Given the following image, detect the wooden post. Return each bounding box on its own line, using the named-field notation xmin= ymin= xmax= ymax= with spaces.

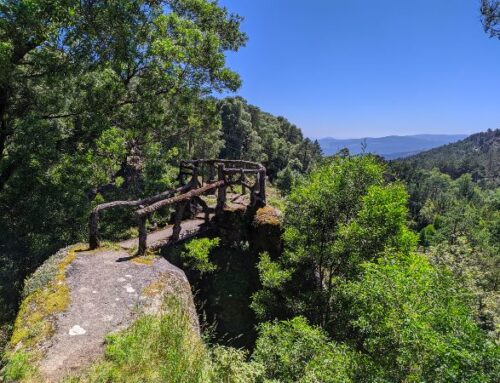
xmin=208 ymin=163 xmax=215 ymax=182
xmin=240 ymin=169 xmax=246 ymax=194
xmin=258 ymin=168 xmax=266 ymax=205
xmin=171 ymin=202 xmax=187 ymax=241
xmin=179 ymin=162 xmax=187 ymax=186
xmin=191 ymin=165 xmax=199 ymax=187
xmin=200 ymin=163 xmax=205 ymax=187
xmin=250 ymin=174 xmax=257 ymax=207
xmin=137 ymin=214 xmax=147 ymax=255
xmin=216 ymin=164 xmax=226 ymax=213
xmin=194 ymin=196 xmax=210 ymax=223
xmin=89 ymin=209 xmax=100 ymax=249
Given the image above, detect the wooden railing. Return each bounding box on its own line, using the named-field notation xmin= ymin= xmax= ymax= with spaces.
xmin=89 ymin=159 xmax=266 ymax=254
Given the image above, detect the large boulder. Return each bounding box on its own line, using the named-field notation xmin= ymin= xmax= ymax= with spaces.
xmin=2 ymin=244 xmax=198 ymax=382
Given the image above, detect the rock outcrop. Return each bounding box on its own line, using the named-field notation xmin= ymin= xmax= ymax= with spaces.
xmin=3 ymin=244 xmax=198 ymax=382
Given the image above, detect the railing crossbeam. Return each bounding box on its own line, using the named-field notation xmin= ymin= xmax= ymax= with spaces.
xmin=88 ymin=159 xmax=266 ymax=255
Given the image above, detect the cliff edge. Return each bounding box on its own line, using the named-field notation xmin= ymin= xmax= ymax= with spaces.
xmin=2 ymin=244 xmax=198 ymax=382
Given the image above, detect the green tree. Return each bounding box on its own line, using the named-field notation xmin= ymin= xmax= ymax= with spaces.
xmin=252 ymin=156 xmax=417 ymax=333
xmin=218 ymin=97 xmax=321 ymax=180
xmin=0 ymin=0 xmax=246 ymax=332
xmin=252 ymin=316 xmax=331 ymax=382
xmin=219 ymin=97 xmax=263 ymax=161
xmin=251 ymin=317 xmax=369 ymax=383
xmin=346 ymin=252 xmax=499 ymax=382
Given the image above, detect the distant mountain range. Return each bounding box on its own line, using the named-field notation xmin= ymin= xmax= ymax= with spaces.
xmin=318 ymin=134 xmax=469 ymax=159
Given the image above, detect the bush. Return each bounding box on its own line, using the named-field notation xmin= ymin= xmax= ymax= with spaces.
xmin=252 ymin=317 xmax=329 ymax=382
xmin=180 ymin=237 xmax=220 ymax=273
xmin=68 ymin=298 xmax=259 ymax=383
xmin=345 ymin=253 xmax=499 ymax=382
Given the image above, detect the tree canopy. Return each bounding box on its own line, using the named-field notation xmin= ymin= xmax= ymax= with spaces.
xmin=0 ymin=0 xmax=248 ymax=335
xmin=482 ymin=0 xmax=500 ymax=38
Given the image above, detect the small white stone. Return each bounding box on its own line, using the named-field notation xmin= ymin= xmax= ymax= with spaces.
xmin=117 ymin=277 xmax=126 ymax=282
xmin=92 ymin=290 xmax=98 ymax=294
xmin=125 ymin=274 xmax=133 ymax=279
xmin=124 ymin=284 xmax=135 ymax=293
xmin=115 ymin=298 xmax=120 ymax=301
xmin=69 ymin=325 xmax=86 ymax=336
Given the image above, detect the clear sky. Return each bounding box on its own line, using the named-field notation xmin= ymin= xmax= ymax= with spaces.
xmin=218 ymin=0 xmax=500 ymax=139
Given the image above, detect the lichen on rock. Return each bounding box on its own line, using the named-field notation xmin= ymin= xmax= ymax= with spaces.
xmin=2 ymin=244 xmax=87 ymax=382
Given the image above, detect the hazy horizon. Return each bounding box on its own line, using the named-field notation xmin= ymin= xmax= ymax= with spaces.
xmin=309 ymin=132 xmax=471 ymax=140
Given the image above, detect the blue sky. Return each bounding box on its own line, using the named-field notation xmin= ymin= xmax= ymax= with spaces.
xmin=218 ymin=0 xmax=500 ymax=139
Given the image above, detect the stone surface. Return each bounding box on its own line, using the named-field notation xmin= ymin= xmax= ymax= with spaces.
xmin=119 ymin=215 xmax=212 ymax=250
xmin=37 ymin=247 xmax=198 ymax=382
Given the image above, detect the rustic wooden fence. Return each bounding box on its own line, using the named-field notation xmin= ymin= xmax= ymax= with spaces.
xmin=89 ymin=159 xmax=266 ymax=254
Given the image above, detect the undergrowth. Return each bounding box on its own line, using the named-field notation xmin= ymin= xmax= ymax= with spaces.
xmin=64 ymin=297 xmax=262 ymax=383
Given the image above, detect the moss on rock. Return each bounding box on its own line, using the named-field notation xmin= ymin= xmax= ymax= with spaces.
xmin=253 ymin=206 xmax=281 ymax=227
xmin=2 ymin=244 xmax=87 ymax=381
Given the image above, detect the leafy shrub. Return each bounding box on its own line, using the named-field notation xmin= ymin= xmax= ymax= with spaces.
xmin=252 ymin=317 xmax=330 ymax=382
xmin=180 ymin=237 xmax=220 ymax=273
xmin=345 ymin=253 xmax=499 ymax=382
xmin=68 ymin=298 xmax=260 ymax=383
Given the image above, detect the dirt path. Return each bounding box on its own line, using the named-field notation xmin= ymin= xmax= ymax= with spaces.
xmin=38 ymin=248 xmax=196 ymax=382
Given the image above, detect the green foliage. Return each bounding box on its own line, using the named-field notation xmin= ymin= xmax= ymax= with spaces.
xmin=210 ymin=346 xmax=262 ymax=383
xmin=0 ymin=0 xmax=247 ymax=338
xmin=346 ymin=252 xmax=499 ymax=382
xmin=180 ymin=237 xmax=220 ymax=273
xmin=299 ymin=343 xmax=363 ymax=383
xmin=1 ymin=351 xmax=33 ymax=382
xmin=252 ymin=317 xmax=366 ymax=383
xmin=219 ymin=97 xmax=322 ymax=183
xmin=67 ymin=298 xmax=259 ymax=383
xmin=252 ymin=317 xmax=330 ymax=382
xmin=251 ymin=254 xmax=499 ymax=382
xmin=390 ymin=146 xmax=500 ymax=341
xmin=275 ymin=159 xmax=304 ymax=194
xmin=253 ymin=155 xmax=413 ymax=332
xmin=251 ymin=153 xmax=499 ymax=382
xmin=429 ymin=237 xmax=500 ymax=341
xmin=393 ymin=129 xmax=499 ymax=188
xmin=257 ymin=252 xmax=291 ymax=289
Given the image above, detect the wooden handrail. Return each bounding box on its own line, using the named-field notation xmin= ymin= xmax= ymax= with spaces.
xmin=89 ymin=184 xmax=192 ymax=249
xmin=88 ymin=158 xmax=266 ymax=254
xmin=136 ymin=181 xmax=224 ymax=217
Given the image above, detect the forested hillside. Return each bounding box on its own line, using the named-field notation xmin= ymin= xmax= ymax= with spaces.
xmin=393 ymin=129 xmax=500 ymax=187
xmin=388 ymin=129 xmax=500 ymax=343
xmin=220 ymin=97 xmax=322 ymax=180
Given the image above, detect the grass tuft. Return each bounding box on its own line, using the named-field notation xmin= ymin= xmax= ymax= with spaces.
xmin=66 ymin=298 xmax=210 ymax=383
xmin=64 ymin=297 xmax=262 ymax=383
xmin=131 ymin=254 xmax=158 ymax=265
